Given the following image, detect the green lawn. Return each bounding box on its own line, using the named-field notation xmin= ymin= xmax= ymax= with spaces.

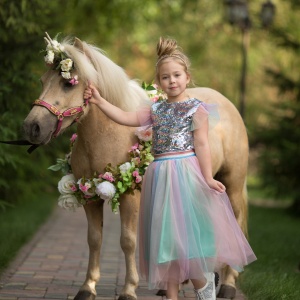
xmin=239 ymin=205 xmax=300 ymax=300
xmin=0 ymin=193 xmax=56 ymax=274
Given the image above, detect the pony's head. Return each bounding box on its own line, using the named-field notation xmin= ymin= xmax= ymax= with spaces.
xmin=23 ymin=33 xmax=147 ymax=145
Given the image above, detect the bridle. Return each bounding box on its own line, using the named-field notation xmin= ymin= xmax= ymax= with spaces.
xmin=33 ymin=98 xmax=89 ymax=138
xmin=0 ymin=97 xmax=89 ymax=154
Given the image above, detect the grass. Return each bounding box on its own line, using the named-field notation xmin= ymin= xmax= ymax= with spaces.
xmin=239 ymin=205 xmax=300 ymax=300
xmin=0 ymin=192 xmax=56 ymax=274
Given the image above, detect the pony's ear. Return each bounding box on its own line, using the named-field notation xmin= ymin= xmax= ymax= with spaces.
xmin=74 ymin=37 xmax=85 ymax=53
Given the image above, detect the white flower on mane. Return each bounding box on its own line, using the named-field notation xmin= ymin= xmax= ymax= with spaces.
xmin=95 ymin=181 xmax=116 ymax=201
xmin=60 ymin=58 xmax=73 ymax=72
xmin=46 ymin=39 xmax=64 ymax=53
xmin=45 ymin=50 xmax=55 ymax=64
xmin=61 ymin=72 xmax=71 ymax=79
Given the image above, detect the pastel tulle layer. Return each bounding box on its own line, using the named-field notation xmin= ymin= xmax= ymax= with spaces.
xmin=138 ymin=152 xmax=256 ymax=290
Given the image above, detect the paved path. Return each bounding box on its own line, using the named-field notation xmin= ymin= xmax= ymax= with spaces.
xmin=0 ymin=204 xmax=246 ymax=300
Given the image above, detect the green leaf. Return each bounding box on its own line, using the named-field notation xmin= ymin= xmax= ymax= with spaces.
xmin=48 ymin=164 xmax=62 ymax=172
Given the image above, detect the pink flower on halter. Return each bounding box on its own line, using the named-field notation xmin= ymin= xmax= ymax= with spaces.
xmin=70 ymin=133 xmax=77 ymax=143
xmin=69 ymin=75 xmax=79 ymax=86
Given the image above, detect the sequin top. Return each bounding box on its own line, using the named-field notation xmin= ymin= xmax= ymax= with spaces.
xmin=151 ymin=98 xmax=203 ymax=155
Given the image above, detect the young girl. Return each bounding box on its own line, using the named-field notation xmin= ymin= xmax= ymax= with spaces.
xmin=83 ymin=37 xmax=256 ymax=300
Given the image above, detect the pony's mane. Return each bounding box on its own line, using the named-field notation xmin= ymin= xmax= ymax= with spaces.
xmin=62 ymin=38 xmax=148 ymax=111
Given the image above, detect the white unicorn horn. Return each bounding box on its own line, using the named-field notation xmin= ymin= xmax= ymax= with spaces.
xmin=44 ymin=32 xmax=54 ymax=46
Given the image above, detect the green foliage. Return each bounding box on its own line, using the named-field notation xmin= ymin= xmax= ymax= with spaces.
xmin=0 ymin=0 xmax=71 ymax=208
xmin=254 ymin=3 xmax=300 ymax=212
xmin=0 ymin=191 xmax=56 ymax=273
xmin=239 ymin=205 xmax=300 ymax=299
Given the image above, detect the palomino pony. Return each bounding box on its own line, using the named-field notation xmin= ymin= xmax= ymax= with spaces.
xmin=23 ymin=36 xmax=249 ymax=300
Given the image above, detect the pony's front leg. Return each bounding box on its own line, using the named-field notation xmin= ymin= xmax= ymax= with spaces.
xmin=74 ymin=202 xmax=104 ymax=300
xmin=118 ymin=193 xmax=140 ymax=300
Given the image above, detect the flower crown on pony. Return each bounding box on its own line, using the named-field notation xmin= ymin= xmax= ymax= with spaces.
xmin=43 ymin=32 xmax=78 ymax=86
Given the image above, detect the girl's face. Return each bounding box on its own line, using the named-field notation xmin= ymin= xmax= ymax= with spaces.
xmin=158 ymin=59 xmax=190 ymax=102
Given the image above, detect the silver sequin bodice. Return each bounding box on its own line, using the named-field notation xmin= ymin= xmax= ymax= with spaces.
xmin=151 ymin=98 xmax=202 ymax=155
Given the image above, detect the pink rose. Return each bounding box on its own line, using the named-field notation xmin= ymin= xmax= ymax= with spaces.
xmin=132 ymin=170 xmax=139 ymax=177
xmin=135 ymin=127 xmax=152 ymax=142
xmin=129 ymin=143 xmax=139 ymax=152
xmin=150 ymin=95 xmax=159 ymax=102
xmin=101 ymin=172 xmax=115 ymax=182
xmin=135 ymin=175 xmax=142 ymax=183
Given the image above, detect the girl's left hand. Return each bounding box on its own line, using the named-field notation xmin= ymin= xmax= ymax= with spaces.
xmin=206 ymin=178 xmax=226 ymax=193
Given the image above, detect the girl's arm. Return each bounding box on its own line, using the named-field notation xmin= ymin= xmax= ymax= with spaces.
xmin=83 ymin=84 xmax=141 ymax=127
xmin=193 ymin=118 xmax=226 ymax=193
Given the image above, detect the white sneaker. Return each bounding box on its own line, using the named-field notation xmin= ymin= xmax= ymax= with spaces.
xmin=194 ymin=272 xmax=216 ymax=300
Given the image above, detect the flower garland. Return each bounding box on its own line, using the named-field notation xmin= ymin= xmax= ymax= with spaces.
xmin=49 ymin=83 xmax=166 ymax=213
xmin=43 ymin=32 xmax=78 ymax=85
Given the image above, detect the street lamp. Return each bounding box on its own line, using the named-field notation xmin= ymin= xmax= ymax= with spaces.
xmin=224 ymin=0 xmax=276 ymax=119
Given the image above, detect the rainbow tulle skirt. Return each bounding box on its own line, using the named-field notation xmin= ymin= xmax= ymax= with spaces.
xmin=138 ymin=150 xmax=256 ymax=290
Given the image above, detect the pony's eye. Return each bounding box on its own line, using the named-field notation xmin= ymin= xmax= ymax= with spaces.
xmin=64 ymin=81 xmax=73 ymax=88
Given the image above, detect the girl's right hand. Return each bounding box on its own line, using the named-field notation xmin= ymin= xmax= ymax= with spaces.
xmin=83 ymin=83 xmax=103 ymax=105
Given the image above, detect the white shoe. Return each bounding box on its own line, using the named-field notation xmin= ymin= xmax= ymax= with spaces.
xmin=194 ymin=272 xmax=216 ymax=300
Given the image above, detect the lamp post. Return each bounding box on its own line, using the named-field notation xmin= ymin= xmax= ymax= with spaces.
xmin=224 ymin=0 xmax=276 ymax=119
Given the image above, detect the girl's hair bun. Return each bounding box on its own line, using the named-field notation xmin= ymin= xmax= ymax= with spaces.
xmin=155 ymin=36 xmax=192 ymax=84
xmin=156 ymin=37 xmax=178 ymax=58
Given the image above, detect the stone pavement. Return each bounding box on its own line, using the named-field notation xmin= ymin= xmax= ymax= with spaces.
xmin=0 ymin=203 xmax=246 ymax=300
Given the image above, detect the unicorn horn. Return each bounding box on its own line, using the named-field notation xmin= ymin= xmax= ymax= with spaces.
xmin=44 ymin=32 xmax=55 ymax=46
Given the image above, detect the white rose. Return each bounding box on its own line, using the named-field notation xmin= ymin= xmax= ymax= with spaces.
xmin=60 ymin=58 xmax=73 ymax=71
xmin=61 ymin=71 xmax=71 ymax=79
xmin=44 ymin=50 xmax=54 ymax=64
xmin=95 ymin=181 xmax=116 ymax=201
xmin=119 ymin=162 xmax=132 ymax=174
xmin=58 ymin=174 xmax=77 ymax=194
xmin=58 ymin=194 xmax=81 ymax=211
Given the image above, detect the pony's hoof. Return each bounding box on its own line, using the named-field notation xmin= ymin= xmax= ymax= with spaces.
xmin=118 ymin=294 xmax=136 ymax=300
xmin=156 ymin=289 xmax=166 ymax=296
xmin=74 ymin=290 xmax=96 ymax=300
xmin=217 ymin=284 xmax=236 ymax=299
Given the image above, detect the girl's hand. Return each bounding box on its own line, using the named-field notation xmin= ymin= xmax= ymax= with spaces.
xmin=206 ymin=178 xmax=226 ymax=193
xmin=83 ymin=83 xmax=103 ymax=105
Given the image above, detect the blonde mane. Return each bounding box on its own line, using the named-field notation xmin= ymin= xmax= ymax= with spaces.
xmin=62 ymin=38 xmax=148 ymax=111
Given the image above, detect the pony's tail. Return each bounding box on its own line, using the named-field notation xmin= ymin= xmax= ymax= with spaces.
xmin=241 ymin=179 xmax=249 ymax=238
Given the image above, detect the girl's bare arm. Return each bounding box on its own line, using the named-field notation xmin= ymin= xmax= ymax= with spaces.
xmin=84 ymin=84 xmax=141 ymax=127
xmin=193 ymin=119 xmax=226 ymax=193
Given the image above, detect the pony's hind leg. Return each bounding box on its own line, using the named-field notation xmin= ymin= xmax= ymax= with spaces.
xmin=74 ymin=202 xmax=104 ymax=300
xmin=118 ymin=193 xmax=140 ymax=300
xmin=216 ymin=172 xmax=248 ymax=299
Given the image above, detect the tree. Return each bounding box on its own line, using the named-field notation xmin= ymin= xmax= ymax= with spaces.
xmin=256 ymin=1 xmax=300 ymax=213
xmin=0 ymin=0 xmax=71 ymax=208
